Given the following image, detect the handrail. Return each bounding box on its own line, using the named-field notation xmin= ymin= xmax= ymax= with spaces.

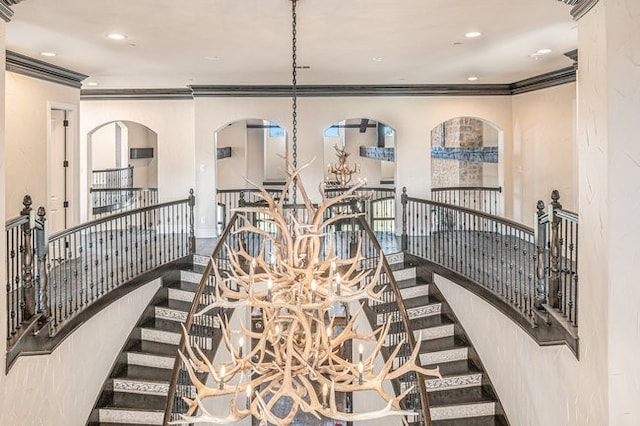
xmin=89 ymin=187 xmax=158 ymax=193
xmin=355 ymin=210 xmax=432 ymax=425
xmin=163 ymin=212 xmax=239 ymax=425
xmin=408 ymin=195 xmax=533 ymax=234
xmin=91 ymin=165 xmax=134 ymax=173
xmin=432 ymin=185 xmax=502 ymax=192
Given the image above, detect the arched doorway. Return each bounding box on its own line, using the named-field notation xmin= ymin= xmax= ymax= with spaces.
xmin=430 ymin=117 xmax=503 ymax=215
xmin=86 ymin=121 xmax=159 ymax=219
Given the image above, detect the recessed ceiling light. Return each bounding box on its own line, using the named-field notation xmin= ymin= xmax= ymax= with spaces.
xmin=205 ymin=55 xmax=220 ymax=61
xmin=372 ymin=57 xmax=384 ymax=62
xmin=40 ymin=52 xmax=56 ymax=57
xmin=536 ymin=48 xmax=552 ymax=54
xmin=467 ymin=76 xmax=479 ymax=81
xmin=107 ymin=33 xmax=127 ymax=40
xmin=465 ymin=31 xmax=482 ymax=38
xmin=86 ymin=82 xmax=99 ymax=87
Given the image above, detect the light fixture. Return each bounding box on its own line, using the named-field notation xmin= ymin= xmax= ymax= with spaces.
xmin=173 ymin=1 xmax=441 ymax=424
xmin=205 ymin=55 xmax=220 ymax=61
xmin=40 ymin=52 xmax=56 ymax=57
xmin=85 ymin=82 xmax=99 ymax=87
xmin=467 ymin=76 xmax=479 ymax=82
xmin=465 ymin=31 xmax=482 ymax=38
xmin=536 ymin=48 xmax=552 ymax=54
xmin=326 ymin=145 xmax=360 ymax=187
xmin=372 ymin=56 xmax=384 ymax=62
xmin=107 ymin=33 xmax=127 ymax=40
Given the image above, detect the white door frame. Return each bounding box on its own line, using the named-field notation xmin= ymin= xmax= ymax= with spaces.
xmin=47 ymin=101 xmax=79 ymax=229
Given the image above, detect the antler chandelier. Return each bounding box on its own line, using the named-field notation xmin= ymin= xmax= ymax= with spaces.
xmin=176 ymin=170 xmax=438 ymax=425
xmin=173 ymin=1 xmax=439 ymax=424
xmin=327 ymin=145 xmax=361 ymax=187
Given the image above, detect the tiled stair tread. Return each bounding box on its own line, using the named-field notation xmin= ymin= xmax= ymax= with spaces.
xmin=113 ymin=364 xmax=173 ymax=382
xmin=164 ymin=278 xmax=199 ymax=293
xmin=156 ymin=297 xmax=195 ymax=312
xmin=420 ymin=335 xmax=469 ymax=354
xmin=102 ymin=391 xmax=167 ymax=411
xmin=428 ymin=385 xmax=498 ymax=407
xmin=95 ymin=407 xmax=164 ymax=425
xmin=431 ymin=414 xmax=509 ymax=426
xmin=139 ymin=316 xmax=216 ymax=336
xmin=128 ymin=338 xmax=180 ymax=357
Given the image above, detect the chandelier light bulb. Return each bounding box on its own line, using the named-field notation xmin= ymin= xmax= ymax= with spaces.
xmin=359 ymin=343 xmax=364 ymax=363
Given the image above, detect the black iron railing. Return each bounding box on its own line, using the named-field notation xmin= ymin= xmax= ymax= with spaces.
xmin=402 ymin=187 xmax=579 ymax=329
xmin=92 ymin=165 xmax=134 ymax=190
xmin=164 ymin=204 xmax=431 ymax=425
xmin=431 ymin=186 xmax=502 ymax=216
xmin=4 ymin=190 xmax=196 ymax=344
xmin=90 ymin=187 xmax=158 ymax=217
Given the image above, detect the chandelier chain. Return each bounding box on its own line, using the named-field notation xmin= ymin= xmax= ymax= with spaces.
xmin=291 ymin=0 xmax=298 ymax=205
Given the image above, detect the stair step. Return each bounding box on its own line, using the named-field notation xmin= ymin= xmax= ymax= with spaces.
xmin=425 ymin=360 xmax=484 ymax=392
xmin=180 ymin=269 xmax=204 ymax=284
xmin=193 ymin=254 xmax=210 ymax=266
xmin=126 ymin=351 xmax=175 ymax=370
xmin=431 ymin=414 xmax=509 ymax=426
xmin=140 ymin=327 xmax=181 ymax=345
xmin=95 ymin=407 xmax=164 ymax=425
xmin=430 ymin=401 xmax=497 ymax=421
xmin=116 ymin=364 xmax=173 ymax=382
xmin=421 ymin=345 xmax=469 ymax=365
xmin=110 ymin=377 xmax=169 ymax=396
xmin=108 ymin=390 xmax=167 ymax=411
xmin=428 ymin=385 xmax=497 ymax=408
xmin=385 ymin=252 xmax=404 ymax=265
xmin=167 ymin=287 xmax=196 ymax=303
xmin=376 ymin=302 xmax=442 ymax=326
xmin=392 ymin=266 xmax=415 ymax=281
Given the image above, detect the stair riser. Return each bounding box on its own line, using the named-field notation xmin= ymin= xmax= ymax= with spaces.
xmin=111 ymin=378 xmax=169 ymax=396
xmin=127 ymin=352 xmax=175 ymax=370
xmin=180 ymin=269 xmax=203 ymax=284
xmin=385 ymin=252 xmax=404 ymax=265
xmin=426 ymin=373 xmax=483 ymax=392
xmin=392 ymin=267 xmax=415 ymax=281
xmin=376 ymin=302 xmax=441 ymax=326
xmin=420 ymin=347 xmax=468 ymax=365
xmin=97 ymin=408 xmax=164 ymax=425
xmin=167 ymin=287 xmax=196 ymax=303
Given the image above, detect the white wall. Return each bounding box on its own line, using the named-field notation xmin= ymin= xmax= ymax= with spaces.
xmin=4 ymin=72 xmax=80 ymax=220
xmin=0 ymin=21 xmax=7 ymax=414
xmin=126 ymin=121 xmax=158 ymax=188
xmin=91 ymin=122 xmax=118 ymax=171
xmin=579 ymin=2 xmax=640 ymax=425
xmin=80 ymin=99 xmax=195 ymax=222
xmin=512 ymin=83 xmax=577 ymax=224
xmin=0 ymin=279 xmax=161 ymax=426
xmin=216 ymin=120 xmax=248 ymax=189
xmin=190 ymin=95 xmax=515 ymax=237
xmin=434 ymin=274 xmax=604 ymax=426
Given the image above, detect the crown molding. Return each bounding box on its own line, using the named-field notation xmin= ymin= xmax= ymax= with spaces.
xmin=6 ymin=50 xmax=88 ymax=88
xmin=80 ymin=88 xmax=194 ymax=100
xmin=571 ymin=0 xmax=599 ymax=20
xmin=509 ymin=66 xmax=576 ymax=95
xmin=79 ymin=66 xmax=576 ymax=100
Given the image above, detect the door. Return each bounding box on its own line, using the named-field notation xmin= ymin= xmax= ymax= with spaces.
xmin=49 ymin=109 xmax=69 ymax=233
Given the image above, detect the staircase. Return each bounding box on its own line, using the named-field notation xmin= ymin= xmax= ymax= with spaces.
xmin=372 ymin=252 xmax=509 ymax=426
xmin=87 ymin=255 xmax=210 ymax=426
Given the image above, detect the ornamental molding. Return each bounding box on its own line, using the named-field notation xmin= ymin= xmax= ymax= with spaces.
xmin=6 ymin=50 xmax=87 ymax=88
xmin=571 ymin=0 xmax=599 ymax=20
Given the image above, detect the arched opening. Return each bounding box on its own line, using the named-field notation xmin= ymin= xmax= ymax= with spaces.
xmin=430 ymin=117 xmax=503 ymax=215
xmin=86 ymin=121 xmax=158 ymax=219
xmin=323 ymin=118 xmax=397 ymax=236
xmin=214 ymin=119 xmax=288 ymax=234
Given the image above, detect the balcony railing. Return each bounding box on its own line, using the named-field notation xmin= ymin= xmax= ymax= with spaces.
xmin=90 ymin=187 xmax=158 ymax=218
xmin=431 ymin=186 xmax=502 ymax=216
xmin=4 ymin=190 xmax=196 ymax=356
xmin=91 ymin=165 xmax=134 ymax=190
xmin=401 ymin=187 xmax=579 ymax=353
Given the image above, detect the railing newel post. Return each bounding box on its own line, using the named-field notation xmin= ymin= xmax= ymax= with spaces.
xmin=549 ymin=190 xmax=562 ymax=310
xmin=20 ymin=195 xmax=37 ymax=322
xmin=401 ymin=187 xmax=408 ymax=251
xmin=188 ymin=188 xmax=196 ymax=254
xmin=35 ymin=206 xmax=50 ymax=325
xmin=534 ymin=200 xmax=547 ymax=310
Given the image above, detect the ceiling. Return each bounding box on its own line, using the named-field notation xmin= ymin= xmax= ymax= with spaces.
xmin=5 ymin=0 xmax=577 ymax=90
